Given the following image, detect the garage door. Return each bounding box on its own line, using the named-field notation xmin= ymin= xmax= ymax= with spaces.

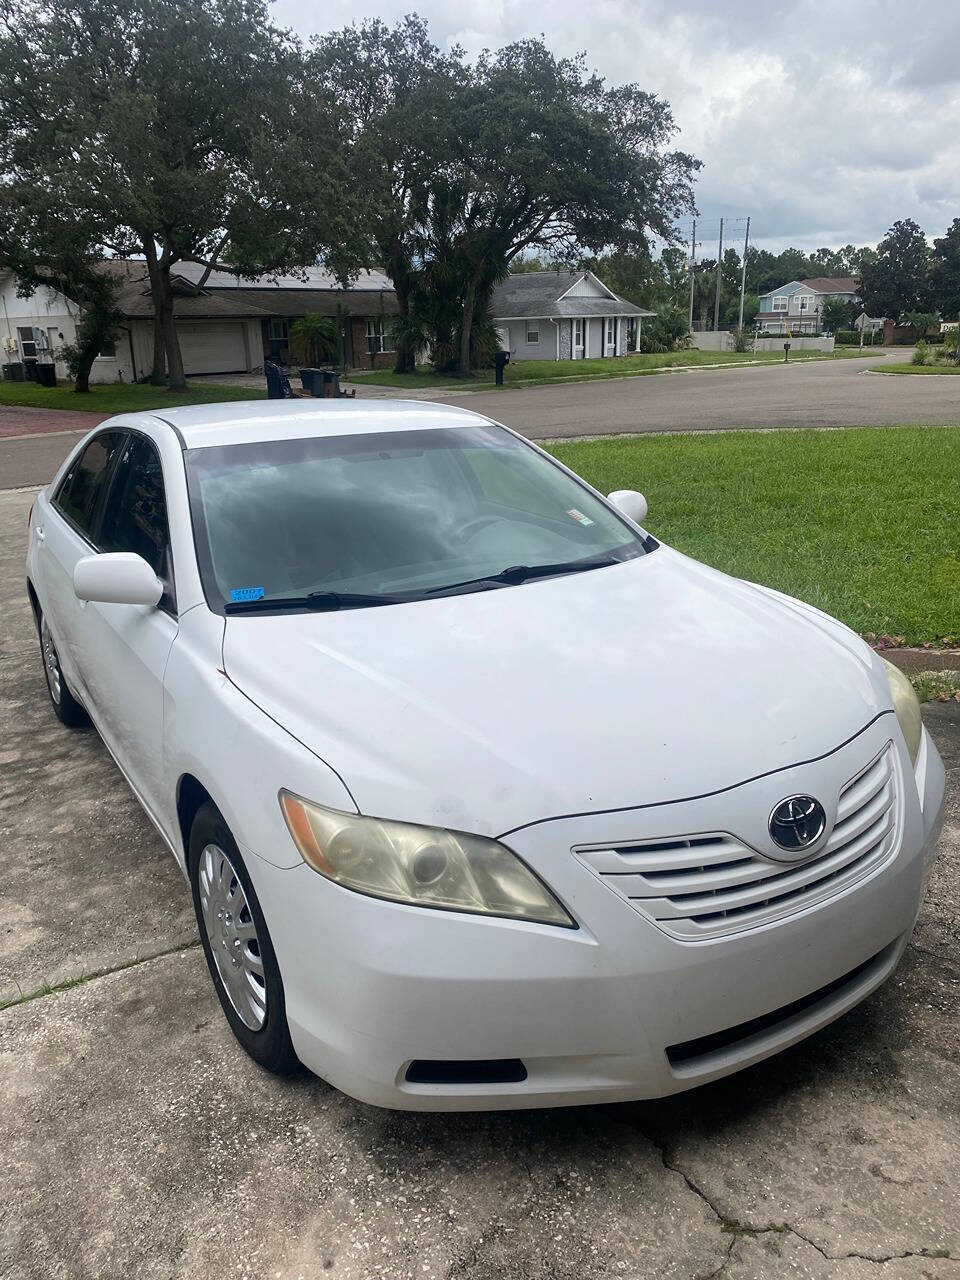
xmin=176 ymin=322 xmax=247 ymax=375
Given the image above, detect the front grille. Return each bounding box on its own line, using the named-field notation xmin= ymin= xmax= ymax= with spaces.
xmin=576 ymin=743 xmax=899 ymax=940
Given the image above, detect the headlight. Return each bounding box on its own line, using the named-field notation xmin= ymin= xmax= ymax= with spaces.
xmin=279 ymin=791 xmax=575 ymax=927
xmin=882 ymin=657 xmax=922 ymax=766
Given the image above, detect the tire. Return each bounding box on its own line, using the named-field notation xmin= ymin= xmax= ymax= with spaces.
xmin=188 ymin=801 xmax=299 ymax=1074
xmin=38 ymin=610 xmax=89 ymax=728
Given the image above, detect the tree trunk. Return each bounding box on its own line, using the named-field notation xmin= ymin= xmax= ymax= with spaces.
xmin=458 ymin=275 xmax=478 ymax=378
xmin=73 ymin=338 xmax=100 ymax=393
xmin=143 ymin=242 xmax=186 ymax=389
xmin=393 ymin=283 xmax=415 ymax=375
xmin=156 ymin=274 xmax=186 ymax=391
xmin=148 ymin=315 xmax=167 ymax=384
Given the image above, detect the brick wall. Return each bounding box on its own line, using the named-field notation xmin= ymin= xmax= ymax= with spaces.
xmin=349 ymin=318 xmax=396 ymax=370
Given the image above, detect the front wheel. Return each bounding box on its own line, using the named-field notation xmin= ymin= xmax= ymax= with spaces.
xmin=189 ymin=802 xmax=299 ymax=1074
xmin=38 ymin=611 xmax=88 ymax=727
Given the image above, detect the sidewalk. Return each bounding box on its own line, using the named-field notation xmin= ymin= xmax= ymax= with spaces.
xmin=0 ymin=403 xmax=109 ymax=438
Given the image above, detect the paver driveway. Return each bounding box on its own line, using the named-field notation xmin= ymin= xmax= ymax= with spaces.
xmin=1 ymin=483 xmax=958 ymax=1279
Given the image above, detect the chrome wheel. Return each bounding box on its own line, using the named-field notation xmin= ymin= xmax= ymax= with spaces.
xmin=41 ymin=617 xmax=62 ymax=705
xmin=198 ymin=844 xmax=267 ymax=1031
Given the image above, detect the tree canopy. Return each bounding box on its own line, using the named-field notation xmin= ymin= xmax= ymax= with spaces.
xmin=858 ymin=220 xmax=933 ymax=321
xmin=313 ymin=19 xmax=700 ymax=374
xmin=0 ymin=0 xmax=370 ymax=388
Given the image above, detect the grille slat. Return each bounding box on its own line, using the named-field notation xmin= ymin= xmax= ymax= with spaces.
xmin=576 ymin=743 xmax=899 ymax=941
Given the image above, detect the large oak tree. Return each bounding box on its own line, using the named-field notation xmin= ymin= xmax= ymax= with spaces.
xmin=0 ymin=0 xmax=368 ymax=389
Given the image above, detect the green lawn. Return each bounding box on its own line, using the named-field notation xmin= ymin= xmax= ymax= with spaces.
xmin=870 ymin=363 xmax=960 ymax=375
xmin=546 ymin=426 xmax=960 ymax=646
xmin=0 ymin=380 xmax=262 ymax=413
xmin=345 ymin=348 xmax=867 ymax=390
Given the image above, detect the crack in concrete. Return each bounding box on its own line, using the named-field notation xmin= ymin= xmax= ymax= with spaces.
xmin=638 ymin=1126 xmax=952 ymax=1271
xmin=0 ymin=938 xmax=200 ymax=1013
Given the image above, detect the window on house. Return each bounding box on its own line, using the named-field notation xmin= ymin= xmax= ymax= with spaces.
xmin=366 ymin=318 xmax=395 ymax=354
xmin=573 ymin=318 xmax=583 ymax=348
xmin=17 ymin=326 xmax=36 ymax=358
xmin=771 ymin=297 xmax=788 ymax=313
xmin=98 ymin=338 xmax=117 ymax=358
xmin=605 ymin=317 xmax=616 ymax=347
xmin=268 ymin=319 xmax=288 ymax=341
xmin=525 ymin=322 xmax=540 ymax=344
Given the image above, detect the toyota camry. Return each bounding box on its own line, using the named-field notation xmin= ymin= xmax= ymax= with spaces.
xmin=25 ymin=400 xmax=945 ymax=1110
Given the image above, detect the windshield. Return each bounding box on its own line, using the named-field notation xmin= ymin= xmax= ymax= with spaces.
xmin=184 ymin=423 xmax=649 ymax=612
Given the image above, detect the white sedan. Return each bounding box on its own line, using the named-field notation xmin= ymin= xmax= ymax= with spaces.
xmin=26 ymin=401 xmax=945 ymax=1110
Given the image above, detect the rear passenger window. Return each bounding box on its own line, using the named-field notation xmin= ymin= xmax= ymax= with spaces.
xmin=55 ymin=432 xmax=125 ymax=537
xmin=99 ymin=437 xmax=172 ymax=585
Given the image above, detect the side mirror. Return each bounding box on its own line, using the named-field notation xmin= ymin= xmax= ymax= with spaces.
xmin=74 ymin=552 xmax=163 ymax=607
xmin=608 ymin=489 xmax=648 ymax=525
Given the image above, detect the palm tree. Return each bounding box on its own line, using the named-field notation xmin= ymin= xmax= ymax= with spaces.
xmin=289 ymin=313 xmax=339 ymax=366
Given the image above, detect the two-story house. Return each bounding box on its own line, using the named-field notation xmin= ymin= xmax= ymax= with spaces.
xmin=755 ymin=278 xmax=859 ymax=334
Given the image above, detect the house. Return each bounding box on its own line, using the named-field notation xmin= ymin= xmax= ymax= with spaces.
xmin=755 ymin=278 xmax=860 ymax=334
xmin=490 ymin=270 xmax=654 ymax=360
xmin=0 ymin=261 xmax=399 ymax=384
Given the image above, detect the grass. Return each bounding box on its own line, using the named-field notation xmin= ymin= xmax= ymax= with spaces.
xmin=545 ymin=426 xmax=960 ymax=646
xmin=911 ymin=671 xmax=960 ymax=703
xmin=345 ymin=348 xmax=868 ymax=390
xmin=870 ymin=363 xmax=960 ymax=375
xmin=0 ymin=379 xmax=262 ymax=413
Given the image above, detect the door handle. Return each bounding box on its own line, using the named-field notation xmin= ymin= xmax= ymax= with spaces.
xmin=35 ymin=525 xmax=45 ymax=543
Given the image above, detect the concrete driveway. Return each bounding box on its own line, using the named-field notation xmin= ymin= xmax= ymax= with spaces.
xmin=1 ymin=483 xmax=959 ymax=1279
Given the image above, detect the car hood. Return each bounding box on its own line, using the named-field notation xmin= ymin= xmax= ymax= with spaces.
xmin=222 ymin=547 xmax=890 ymax=837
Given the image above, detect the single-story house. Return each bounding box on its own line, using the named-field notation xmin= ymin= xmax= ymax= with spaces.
xmin=0 ymin=261 xmax=400 ymax=383
xmin=490 ymin=270 xmax=654 ymax=360
xmin=755 ymin=277 xmax=859 ymax=334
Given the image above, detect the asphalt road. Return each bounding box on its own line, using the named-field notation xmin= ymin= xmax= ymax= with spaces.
xmin=434 ymin=352 xmax=960 ymax=440
xmin=2 ymin=354 xmax=959 ymax=490
xmin=1 ymin=484 xmax=959 ymax=1279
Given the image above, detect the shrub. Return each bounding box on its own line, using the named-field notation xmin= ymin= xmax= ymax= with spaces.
xmin=911 ymin=340 xmax=929 ymax=366
xmin=730 ymin=325 xmax=749 ymax=353
xmin=638 ymin=305 xmax=688 ymax=353
xmin=289 ymin=313 xmax=339 ymax=366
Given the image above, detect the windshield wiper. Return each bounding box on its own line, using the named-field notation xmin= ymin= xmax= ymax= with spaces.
xmin=423 ymin=555 xmax=622 ymax=597
xmin=225 ymin=590 xmax=410 ymax=614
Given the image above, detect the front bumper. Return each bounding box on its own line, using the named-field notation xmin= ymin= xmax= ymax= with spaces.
xmin=246 ymin=716 xmax=945 ymax=1110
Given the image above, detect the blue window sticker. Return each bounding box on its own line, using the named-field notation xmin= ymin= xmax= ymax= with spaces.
xmin=230 ymin=586 xmax=265 ymax=603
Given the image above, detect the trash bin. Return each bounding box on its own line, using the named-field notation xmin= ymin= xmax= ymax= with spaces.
xmin=36 ymin=363 xmax=56 ymax=387
xmin=5 ymin=361 xmax=24 ymax=381
xmin=327 ymin=371 xmax=342 ymax=398
xmin=299 ymin=368 xmax=323 ymax=396
xmin=494 ymin=349 xmax=510 ymax=386
xmin=23 ymin=359 xmax=38 ymax=381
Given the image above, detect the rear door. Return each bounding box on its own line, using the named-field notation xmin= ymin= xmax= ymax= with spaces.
xmin=39 ymin=430 xmax=127 ymax=698
xmin=75 ymin=433 xmax=179 ymax=820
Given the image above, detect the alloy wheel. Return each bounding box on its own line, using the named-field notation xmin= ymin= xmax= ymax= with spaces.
xmin=41 ymin=617 xmax=62 ymax=705
xmin=198 ymin=844 xmax=267 ymax=1030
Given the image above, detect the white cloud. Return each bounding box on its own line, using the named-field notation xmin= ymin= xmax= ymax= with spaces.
xmin=274 ymin=0 xmax=960 ymax=253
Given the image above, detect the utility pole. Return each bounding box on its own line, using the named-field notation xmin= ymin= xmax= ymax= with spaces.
xmin=737 ymin=216 xmax=750 ymax=330
xmin=713 ymin=218 xmax=724 ymax=332
xmin=687 ymin=218 xmax=696 ymax=334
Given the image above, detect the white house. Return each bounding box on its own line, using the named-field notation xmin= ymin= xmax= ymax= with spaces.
xmin=490 ymin=270 xmax=654 ymax=361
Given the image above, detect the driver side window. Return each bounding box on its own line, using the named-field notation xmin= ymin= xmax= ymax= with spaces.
xmin=99 ymin=436 xmax=175 ymax=610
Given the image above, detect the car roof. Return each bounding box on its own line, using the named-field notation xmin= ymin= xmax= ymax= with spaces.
xmin=141 ymin=398 xmax=494 ymax=449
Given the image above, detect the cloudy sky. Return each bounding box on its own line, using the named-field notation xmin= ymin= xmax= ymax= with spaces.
xmin=274 ymin=0 xmax=959 ymax=256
